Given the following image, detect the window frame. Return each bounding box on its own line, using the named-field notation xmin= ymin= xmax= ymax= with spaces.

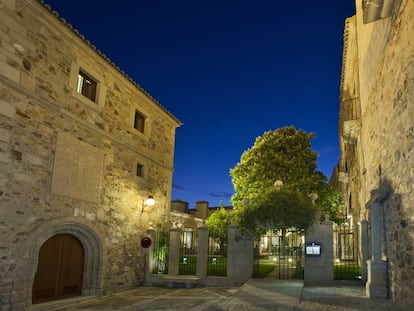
xmin=136 ymin=162 xmax=145 ymax=178
xmin=134 ymin=110 xmax=146 ymax=134
xmin=69 ymin=62 xmax=106 ymax=109
xmin=77 ymin=70 xmax=97 ymax=102
xmin=132 ymin=160 xmax=150 ymax=186
xmin=130 ymin=104 xmax=152 ymax=138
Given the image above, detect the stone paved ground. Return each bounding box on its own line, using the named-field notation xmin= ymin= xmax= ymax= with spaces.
xmin=29 ymin=280 xmax=410 ymax=311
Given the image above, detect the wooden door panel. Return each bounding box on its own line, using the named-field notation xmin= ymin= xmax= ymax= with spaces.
xmin=32 ymin=234 xmax=84 ymax=303
xmin=32 ymin=235 xmax=60 ymax=303
xmin=59 ymin=235 xmax=84 ymax=297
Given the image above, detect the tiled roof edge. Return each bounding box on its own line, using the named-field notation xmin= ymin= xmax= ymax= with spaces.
xmin=339 ymin=17 xmax=352 ymax=102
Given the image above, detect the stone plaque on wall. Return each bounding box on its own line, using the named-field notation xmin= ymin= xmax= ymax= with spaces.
xmin=51 ymin=132 xmax=103 ymax=203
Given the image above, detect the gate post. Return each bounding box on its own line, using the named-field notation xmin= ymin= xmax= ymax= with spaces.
xmin=196 ymin=226 xmax=208 ymax=277
xmin=168 ymin=228 xmax=181 ymax=275
xmin=227 ymin=225 xmax=254 ymax=286
xmin=146 ymin=229 xmax=156 ymax=274
xmin=366 ymin=202 xmax=388 ymax=298
xmin=304 ymin=218 xmax=334 ymax=285
xmin=359 ymin=220 xmax=369 ymax=282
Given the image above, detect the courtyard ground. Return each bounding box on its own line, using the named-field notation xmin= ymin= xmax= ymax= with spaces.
xmin=28 ymin=276 xmax=410 ymax=311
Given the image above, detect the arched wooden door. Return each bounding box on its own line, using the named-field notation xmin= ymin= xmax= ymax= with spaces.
xmin=32 ymin=234 xmax=84 ymax=304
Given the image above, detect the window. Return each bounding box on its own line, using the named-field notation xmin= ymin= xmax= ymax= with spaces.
xmin=136 ymin=163 xmax=144 ymax=177
xmin=134 ymin=110 xmax=146 ymax=133
xmin=70 ymin=62 xmax=106 ymax=109
xmin=183 ymin=230 xmax=193 ymax=249
xmin=77 ymin=70 xmax=97 ymax=102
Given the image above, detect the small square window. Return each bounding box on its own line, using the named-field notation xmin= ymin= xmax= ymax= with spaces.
xmin=134 ymin=110 xmax=146 ymax=133
xmin=77 ymin=70 xmax=97 ymax=102
xmin=136 ymin=163 xmax=144 ymax=177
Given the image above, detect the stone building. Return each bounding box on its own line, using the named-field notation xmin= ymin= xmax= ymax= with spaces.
xmin=0 ymin=0 xmax=180 ymax=309
xmin=169 ymin=200 xmax=233 ymax=252
xmin=336 ymin=0 xmax=413 ymax=302
xmin=171 ymin=200 xmax=233 ymax=223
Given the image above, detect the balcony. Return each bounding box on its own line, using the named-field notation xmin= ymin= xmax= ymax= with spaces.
xmin=338 ymin=172 xmax=349 ymax=184
xmin=363 ymin=0 xmax=396 ymax=23
xmin=342 ymin=119 xmax=361 ymax=144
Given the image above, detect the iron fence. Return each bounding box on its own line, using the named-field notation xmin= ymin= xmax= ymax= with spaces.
xmin=179 ymin=229 xmax=197 ymax=275
xmin=254 ymin=229 xmax=304 ymax=279
xmin=151 ymin=231 xmax=169 ymax=274
xmin=333 ymin=224 xmax=361 ymax=280
xmin=207 ymin=232 xmax=227 ymax=276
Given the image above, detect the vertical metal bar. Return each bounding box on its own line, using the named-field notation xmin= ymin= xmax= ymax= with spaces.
xmin=151 ymin=231 xmax=169 ymax=275
xmin=207 ymin=230 xmax=227 ymax=276
xmin=334 ymin=225 xmax=361 ymax=280
xmin=179 ymin=230 xmax=198 ymax=275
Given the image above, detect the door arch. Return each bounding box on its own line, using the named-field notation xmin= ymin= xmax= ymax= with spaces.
xmin=32 ymin=234 xmax=84 ymax=304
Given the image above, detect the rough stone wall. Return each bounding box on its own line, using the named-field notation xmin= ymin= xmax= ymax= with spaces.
xmin=338 ymin=0 xmax=414 ymax=302
xmin=0 ymin=0 xmax=180 ymax=309
xmin=338 ymin=15 xmax=365 ymax=224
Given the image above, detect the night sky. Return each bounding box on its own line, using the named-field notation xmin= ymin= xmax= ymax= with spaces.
xmin=43 ymin=0 xmax=356 ymax=208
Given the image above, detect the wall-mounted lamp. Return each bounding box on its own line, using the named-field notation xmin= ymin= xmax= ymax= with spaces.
xmin=141 ymin=195 xmax=155 ymax=213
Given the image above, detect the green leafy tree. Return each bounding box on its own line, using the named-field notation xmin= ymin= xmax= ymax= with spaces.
xmin=318 ymin=186 xmax=346 ymax=224
xmin=230 ymin=126 xmax=332 ymax=234
xmin=236 ymin=190 xmax=316 ymax=233
xmin=206 ymin=206 xmax=234 ymax=255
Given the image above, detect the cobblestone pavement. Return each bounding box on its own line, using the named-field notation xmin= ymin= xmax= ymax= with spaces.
xmin=31 ymin=279 xmax=410 ymax=311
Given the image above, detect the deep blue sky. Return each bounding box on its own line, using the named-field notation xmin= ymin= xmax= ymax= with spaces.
xmin=44 ymin=0 xmax=355 ymax=208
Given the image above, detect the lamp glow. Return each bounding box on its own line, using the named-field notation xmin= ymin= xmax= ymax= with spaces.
xmin=145 ymin=195 xmax=155 ymax=206
xmin=141 ymin=195 xmax=155 ymax=213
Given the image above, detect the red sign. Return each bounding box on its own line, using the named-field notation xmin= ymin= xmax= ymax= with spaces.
xmin=140 ymin=237 xmax=152 ymax=248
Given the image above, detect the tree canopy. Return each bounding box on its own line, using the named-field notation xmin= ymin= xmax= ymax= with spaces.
xmin=206 ymin=206 xmax=234 ymax=254
xmin=230 ymin=126 xmax=339 ymax=234
xmin=236 ymin=190 xmax=317 ymax=233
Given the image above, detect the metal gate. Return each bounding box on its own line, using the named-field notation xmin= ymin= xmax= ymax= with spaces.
xmin=254 ymin=229 xmax=304 ymax=279
xmin=179 ymin=229 xmax=197 ymax=275
xmin=151 ymin=231 xmax=169 ymax=274
xmin=333 ymin=224 xmax=361 ymax=280
xmin=207 ymin=231 xmax=227 ymax=276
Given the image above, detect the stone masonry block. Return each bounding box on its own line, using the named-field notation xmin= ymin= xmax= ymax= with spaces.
xmin=0 ymin=129 xmax=11 ymax=142
xmin=1 ymin=0 xmax=16 ymax=10
xmin=0 ymin=12 xmax=26 ymax=39
xmin=0 ymin=61 xmax=20 ymax=83
xmin=0 ymin=100 xmax=15 ymax=118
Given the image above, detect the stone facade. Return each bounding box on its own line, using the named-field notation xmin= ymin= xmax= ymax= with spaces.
xmin=337 ymin=0 xmax=414 ymax=302
xmin=0 ymin=0 xmax=180 ymax=309
xmin=170 ymin=200 xmax=233 ymax=226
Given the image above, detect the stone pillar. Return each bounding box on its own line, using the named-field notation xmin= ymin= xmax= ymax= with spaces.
xmin=227 ymin=225 xmax=254 ymax=286
xmin=146 ymin=229 xmax=156 ymax=274
xmin=371 ymin=203 xmax=382 ymax=261
xmin=168 ymin=228 xmax=181 ymax=275
xmin=195 ymin=201 xmax=209 ymax=220
xmin=196 ymin=226 xmax=208 ymax=277
xmin=359 ymin=220 xmax=369 ymax=282
xmin=304 ymin=219 xmax=334 ymax=285
xmin=366 ymin=202 xmax=388 ymax=298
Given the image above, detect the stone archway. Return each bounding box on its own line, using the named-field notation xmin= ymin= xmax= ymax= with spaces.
xmin=13 ymin=217 xmax=104 ymax=309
